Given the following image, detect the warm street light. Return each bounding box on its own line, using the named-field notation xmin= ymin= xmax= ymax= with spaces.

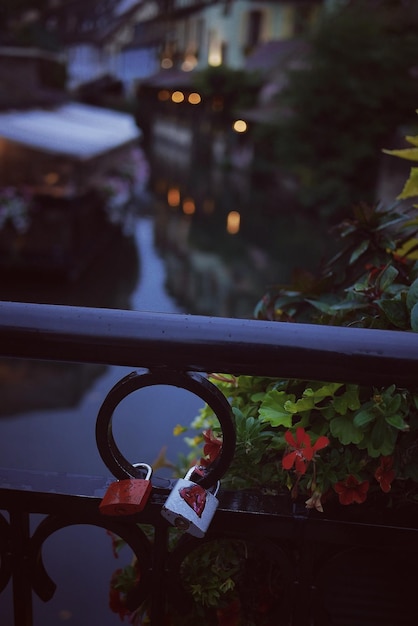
xmin=227 ymin=210 xmax=240 ymax=234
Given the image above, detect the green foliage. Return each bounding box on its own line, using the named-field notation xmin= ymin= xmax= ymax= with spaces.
xmin=255 ymin=201 xmax=418 ymax=330
xmin=259 ymin=2 xmax=418 ymax=218
xmin=176 ymin=181 xmax=418 ymax=510
xmin=181 ymin=539 xmax=242 ymax=609
xmin=384 ymin=113 xmax=418 ymax=203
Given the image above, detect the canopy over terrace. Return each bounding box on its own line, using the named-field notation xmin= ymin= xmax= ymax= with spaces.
xmin=0 ymin=102 xmax=142 ymax=195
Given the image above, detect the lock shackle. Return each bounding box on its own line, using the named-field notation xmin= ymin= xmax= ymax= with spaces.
xmin=133 ymin=462 xmax=152 ymax=481
xmin=184 ymin=467 xmax=220 ymax=497
xmin=96 ymin=369 xmax=236 ymax=490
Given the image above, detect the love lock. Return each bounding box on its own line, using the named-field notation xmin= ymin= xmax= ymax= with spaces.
xmin=161 ymin=467 xmax=220 ymax=538
xmin=99 ymin=463 xmax=153 ymax=516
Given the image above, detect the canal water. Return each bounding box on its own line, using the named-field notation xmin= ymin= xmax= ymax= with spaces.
xmin=0 ymin=216 xmax=206 ymax=626
xmin=0 ymin=150 xmax=332 ymax=624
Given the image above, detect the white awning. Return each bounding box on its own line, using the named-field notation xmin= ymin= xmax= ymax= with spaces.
xmin=0 ymin=102 xmax=141 ymax=160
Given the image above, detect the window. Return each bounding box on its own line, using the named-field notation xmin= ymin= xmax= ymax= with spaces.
xmin=247 ymin=10 xmax=263 ymax=49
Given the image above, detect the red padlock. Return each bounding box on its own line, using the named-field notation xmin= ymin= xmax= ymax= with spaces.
xmin=99 ymin=463 xmax=153 ymax=516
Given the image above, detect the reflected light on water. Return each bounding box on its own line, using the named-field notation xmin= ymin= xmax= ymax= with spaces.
xmin=233 ymin=119 xmax=248 ymax=133
xmin=183 ymin=197 xmax=196 ymax=215
xmin=182 ymin=54 xmax=198 ymax=72
xmin=188 ymin=92 xmax=201 ymax=105
xmin=171 ymin=91 xmax=185 ymax=103
xmin=44 ymin=171 xmax=59 ymax=185
xmin=167 ymin=186 xmax=180 ymax=207
xmin=158 ymin=89 xmax=170 ymax=101
xmin=227 ymin=210 xmax=241 ymax=234
xmin=208 ymin=41 xmax=222 ymax=67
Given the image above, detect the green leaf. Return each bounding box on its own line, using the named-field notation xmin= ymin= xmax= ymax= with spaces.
xmin=411 ymin=302 xmax=418 ymax=332
xmin=329 ymin=300 xmax=368 ymax=312
xmin=371 ymin=416 xmax=387 ymax=450
xmin=398 ymin=167 xmax=418 ymax=199
xmin=385 ymin=414 xmax=408 ymax=430
xmin=330 ymin=415 xmax=364 ymax=445
xmin=219 ymin=578 xmax=235 ymax=593
xmin=405 ymin=135 xmax=418 ymax=148
xmin=376 ymin=298 xmax=409 ymax=329
xmin=386 ymin=393 xmax=402 ymax=414
xmin=284 ymin=396 xmax=315 ymax=414
xmin=377 ymin=265 xmax=398 ymax=291
xmin=406 ymin=278 xmax=418 ymax=311
xmin=305 ymin=299 xmax=334 ymax=314
xmin=349 ymin=239 xmax=369 ymax=264
xmin=333 ymin=386 xmax=360 ymax=414
xmin=382 ymin=147 xmax=418 ymax=162
xmin=362 ymin=425 xmax=396 ymax=458
xmin=353 ymin=408 xmax=375 ymax=428
xmin=258 ymin=389 xmax=294 ymax=427
xmin=285 ymin=383 xmax=343 ymax=415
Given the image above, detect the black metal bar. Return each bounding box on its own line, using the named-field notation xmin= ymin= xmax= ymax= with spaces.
xmin=150 ymin=521 xmax=169 ymax=623
xmin=0 ymin=301 xmax=417 ymax=386
xmin=9 ymin=511 xmax=33 ymax=626
xmin=2 ymin=469 xmax=418 ymax=626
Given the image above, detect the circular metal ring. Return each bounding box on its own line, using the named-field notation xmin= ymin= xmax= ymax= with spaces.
xmin=95 ymin=369 xmax=235 ymax=490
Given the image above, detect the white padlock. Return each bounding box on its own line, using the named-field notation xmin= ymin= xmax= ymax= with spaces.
xmin=161 ymin=467 xmax=220 ymax=538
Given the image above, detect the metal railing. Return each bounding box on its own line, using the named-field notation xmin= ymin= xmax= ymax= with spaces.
xmin=1 ymin=300 xmax=418 ymax=626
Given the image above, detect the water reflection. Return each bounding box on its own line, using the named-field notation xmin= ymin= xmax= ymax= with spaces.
xmin=0 ymin=222 xmax=139 ymax=309
xmin=0 ymin=217 xmax=200 ymax=626
xmin=149 ymin=142 xmax=331 ymax=318
xmin=0 ymin=226 xmax=139 ymax=416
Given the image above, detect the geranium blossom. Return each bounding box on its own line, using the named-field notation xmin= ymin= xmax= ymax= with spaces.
xmin=200 ymin=429 xmax=223 ymax=466
xmin=282 ymin=427 xmax=329 ymax=475
xmin=374 ymin=456 xmax=395 ymax=493
xmin=334 ymin=475 xmax=369 ymax=505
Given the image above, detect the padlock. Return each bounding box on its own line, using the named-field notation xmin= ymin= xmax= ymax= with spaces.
xmin=161 ymin=467 xmax=220 ymax=538
xmin=99 ymin=463 xmax=153 ymax=516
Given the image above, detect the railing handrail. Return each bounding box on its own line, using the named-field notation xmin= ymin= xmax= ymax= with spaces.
xmin=0 ymin=300 xmax=417 ymax=387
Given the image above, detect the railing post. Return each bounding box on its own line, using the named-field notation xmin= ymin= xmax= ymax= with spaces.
xmin=9 ymin=510 xmax=33 ymax=626
xmin=150 ymin=522 xmax=169 ymax=624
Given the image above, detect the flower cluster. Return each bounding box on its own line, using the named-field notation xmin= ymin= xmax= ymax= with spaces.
xmin=176 ymin=197 xmax=418 ymax=513
xmin=282 ymin=427 xmax=329 ymax=475
xmin=185 ymin=375 xmax=414 ymax=514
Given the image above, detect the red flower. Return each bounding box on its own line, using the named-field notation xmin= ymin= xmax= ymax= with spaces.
xmin=374 ymin=456 xmax=395 ymax=493
xmin=282 ymin=427 xmax=329 ymax=475
xmin=200 ymin=429 xmax=223 ymax=466
xmin=109 ymin=570 xmax=132 ymax=622
xmin=334 ymin=475 xmax=369 ymax=505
